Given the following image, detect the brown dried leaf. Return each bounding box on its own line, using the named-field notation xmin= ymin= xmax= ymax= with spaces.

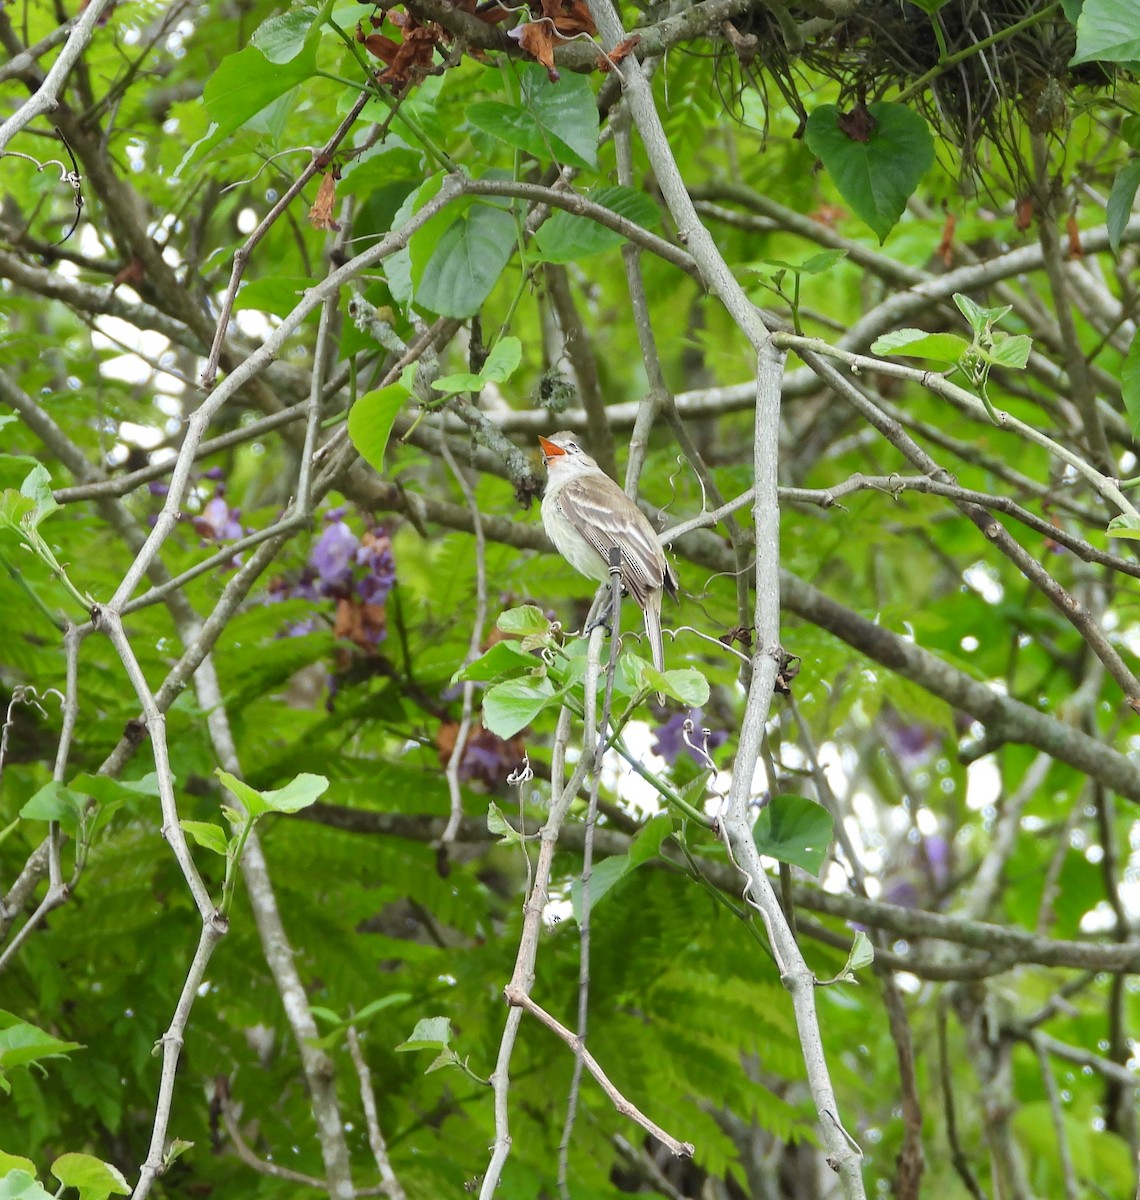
xmin=544 ymin=0 xmax=594 ymax=35
xmin=334 ymin=597 xmax=387 ymax=649
xmin=1015 ymin=196 xmax=1034 ymax=232
xmin=608 ymin=34 xmax=639 ymax=63
xmin=1066 ymin=213 xmax=1083 ymax=259
xmin=810 ymin=204 xmax=844 ymax=228
xmin=836 ymin=103 xmax=876 ymax=144
xmin=113 ymin=257 xmax=145 ymax=288
xmin=516 ymin=21 xmax=558 ymax=81
xmin=358 ymin=30 xmax=401 ymax=62
xmin=936 ymin=211 xmax=956 ymax=267
xmin=380 ymin=25 xmax=442 ymax=87
xmin=308 ymin=173 xmax=341 ymax=232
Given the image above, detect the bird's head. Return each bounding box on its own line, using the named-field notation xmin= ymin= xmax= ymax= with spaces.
xmin=538 ymin=432 xmax=594 ymax=473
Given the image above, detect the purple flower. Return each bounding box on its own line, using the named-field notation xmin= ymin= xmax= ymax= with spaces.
xmin=882 ymin=880 xmax=920 ymax=909
xmin=458 ymin=726 xmax=522 ymax=786
xmin=355 ymin=529 xmax=396 ymax=606
xmin=194 ymin=486 xmax=244 ymax=542
xmin=652 ymin=709 xmax=728 ymax=766
xmin=882 ymin=715 xmax=938 ymax=769
xmin=310 ymin=517 xmax=359 ymax=590
xmin=201 ymin=466 xmax=224 ymax=481
xmin=918 ymin=834 xmax=952 ymax=889
xmin=266 ymin=568 xmax=321 ymax=605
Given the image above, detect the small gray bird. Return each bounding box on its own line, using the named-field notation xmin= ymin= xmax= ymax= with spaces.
xmin=539 ymin=431 xmax=678 ymax=680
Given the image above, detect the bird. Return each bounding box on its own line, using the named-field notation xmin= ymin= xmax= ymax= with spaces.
xmin=538 ymin=431 xmax=678 ymax=685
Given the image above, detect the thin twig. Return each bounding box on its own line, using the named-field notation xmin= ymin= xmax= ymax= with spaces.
xmin=200 ymin=92 xmax=370 ymax=388
xmin=480 ymin=634 xmax=604 ymax=1199
xmin=558 ymin=553 xmax=624 ymax=1194
xmin=0 ymin=0 xmax=114 ymax=151
xmin=507 ymin=986 xmax=695 ymax=1159
xmin=346 ymin=1023 xmax=409 ymax=1200
xmin=438 ymin=435 xmax=487 ymax=846
xmin=1031 ymin=1033 xmax=1079 ymax=1200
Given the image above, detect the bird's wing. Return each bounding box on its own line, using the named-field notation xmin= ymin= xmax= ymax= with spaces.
xmin=557 ymin=478 xmax=667 ymax=607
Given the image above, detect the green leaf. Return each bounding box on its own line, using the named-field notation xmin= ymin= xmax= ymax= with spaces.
xmin=386 ymin=173 xmax=446 ymax=305
xmin=431 ymin=336 xmax=522 ymax=393
xmin=679 ymin=770 xmax=714 ymax=810
xmin=0 ymin=1012 xmax=82 ymax=1071
xmin=637 ymin=663 xmax=710 ymax=706
xmin=414 ymin=202 xmax=516 ymax=318
xmin=161 ymin=1142 xmax=194 ymax=1169
xmin=482 ymin=676 xmax=557 ymax=738
xmin=20 ymin=464 xmax=58 ymax=528
xmin=753 ymin=795 xmax=834 ymax=873
xmin=467 ymin=64 xmax=598 ymax=169
xmin=204 ymin=45 xmax=317 ymax=133
xmin=215 ymin=769 xmax=328 ymax=817
xmin=233 ymin=277 xmax=316 ymax=319
xmin=0 ymin=453 xmax=40 ymax=494
xmin=19 ymin=781 xmax=84 ymax=832
xmin=1122 ymin=115 xmax=1140 ymax=151
xmin=347 ymin=382 xmax=409 ymax=474
xmin=846 ymin=931 xmax=875 ymax=972
xmin=871 ymin=329 xmax=970 ymax=363
xmin=803 ymin=102 xmax=934 ymax=242
xmin=824 ymin=929 xmax=876 ymax=985
xmin=799 ymin=248 xmax=849 ymax=273
xmin=1 ymin=465 xmax=58 ymax=536
xmin=310 ymin=993 xmax=411 ymax=1029
xmin=395 ymin=1016 xmax=452 ymax=1052
xmin=497 ymin=605 xmax=552 ymax=636
xmin=663 ymin=667 xmax=711 ymax=706
xmin=0 ymin=1155 xmax=36 ymax=1178
xmin=0 ymin=490 xmax=34 ymax=533
xmin=50 ymin=1154 xmax=130 ymax=1200
xmin=570 ymin=855 xmax=630 ymax=919
xmin=1106 ymin=160 xmax=1140 ymax=253
xmin=745 ymin=248 xmax=848 ymax=276
xmin=480 ymin=336 xmax=523 ymax=383
xmin=1106 ymin=513 xmax=1140 ymax=539
xmin=570 ymin=814 xmax=672 ymax=920
xmin=1121 ymin=327 xmax=1140 ymax=436
xmin=533 ymin=186 xmax=661 ymax=263
xmin=351 ymin=994 xmax=412 ymax=1024
xmin=487 ymin=801 xmax=523 ymax=844
xmin=453 ymin=640 xmax=539 ymax=684
xmin=69 ymin=772 xmax=162 ymax=803
xmin=180 ymin=820 xmax=230 ymax=856
xmin=953 ymin=293 xmax=1011 ymax=333
xmin=1071 ymin=0 xmax=1140 ymax=63
xmin=984 ymin=334 xmax=1032 ymax=370
xmin=250 ymin=6 xmax=319 ymax=63
xmin=628 ymin=812 xmax=673 ymax=866
xmin=0 ymin=1171 xmax=53 ymax=1200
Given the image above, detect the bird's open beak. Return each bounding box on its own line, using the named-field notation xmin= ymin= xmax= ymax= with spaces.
xmin=538 ymin=435 xmax=564 ymax=462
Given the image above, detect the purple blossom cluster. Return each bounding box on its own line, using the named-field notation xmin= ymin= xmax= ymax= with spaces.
xmin=193 ymin=484 xmax=245 ymax=542
xmin=652 ymin=709 xmax=728 ymax=766
xmin=458 ymin=726 xmax=526 ymax=787
xmin=271 ymin=509 xmax=397 ymax=649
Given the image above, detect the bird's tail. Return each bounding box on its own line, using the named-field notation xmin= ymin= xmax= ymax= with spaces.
xmin=643 ymin=594 xmax=666 ymax=703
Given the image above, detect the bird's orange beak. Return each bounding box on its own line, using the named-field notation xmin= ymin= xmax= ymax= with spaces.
xmin=538 ymin=435 xmax=564 ymax=460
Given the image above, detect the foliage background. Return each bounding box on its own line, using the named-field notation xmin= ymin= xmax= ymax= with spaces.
xmin=3 ymin=0 xmax=1140 ymax=1197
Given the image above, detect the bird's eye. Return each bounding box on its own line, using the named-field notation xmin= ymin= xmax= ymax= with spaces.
xmin=567 ymin=441 xmax=579 ymax=452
